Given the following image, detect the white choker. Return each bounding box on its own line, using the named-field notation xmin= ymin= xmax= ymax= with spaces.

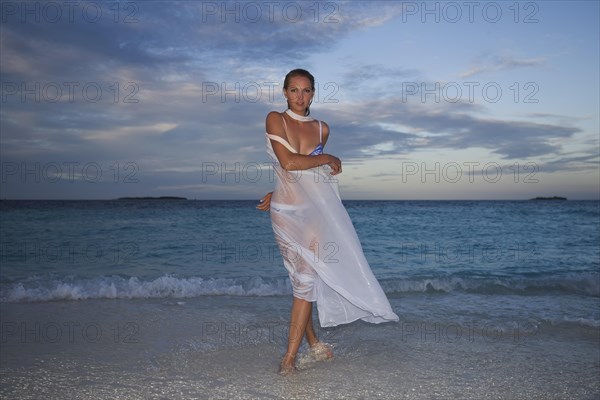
xmin=285 ymin=109 xmax=314 ymax=122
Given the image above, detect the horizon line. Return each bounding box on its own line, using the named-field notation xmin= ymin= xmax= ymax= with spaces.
xmin=1 ymin=198 xmax=598 ymax=201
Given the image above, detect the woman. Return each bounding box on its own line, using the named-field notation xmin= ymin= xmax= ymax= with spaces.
xmin=257 ymin=69 xmax=398 ymax=375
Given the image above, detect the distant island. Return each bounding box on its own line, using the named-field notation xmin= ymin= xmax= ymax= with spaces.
xmin=117 ymin=196 xmax=187 ymax=200
xmin=530 ymin=196 xmax=567 ymax=201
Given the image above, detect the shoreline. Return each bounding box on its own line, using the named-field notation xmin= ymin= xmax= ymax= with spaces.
xmin=1 ymin=296 xmax=598 ymax=399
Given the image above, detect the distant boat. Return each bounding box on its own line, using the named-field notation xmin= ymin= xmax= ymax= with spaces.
xmin=530 ymin=196 xmax=567 ymax=201
xmin=117 ymin=196 xmax=187 ymax=200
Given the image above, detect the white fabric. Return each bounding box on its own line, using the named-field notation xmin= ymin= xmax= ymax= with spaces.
xmin=266 ymin=131 xmax=399 ymax=327
xmin=285 ymin=108 xmax=315 ymax=122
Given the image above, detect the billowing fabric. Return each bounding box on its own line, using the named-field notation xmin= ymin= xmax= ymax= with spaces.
xmin=266 ymin=125 xmax=399 ymax=327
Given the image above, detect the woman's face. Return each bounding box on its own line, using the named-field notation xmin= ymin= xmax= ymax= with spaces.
xmin=284 ymin=76 xmax=314 ymax=114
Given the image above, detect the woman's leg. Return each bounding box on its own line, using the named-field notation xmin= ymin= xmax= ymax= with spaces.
xmin=304 ymin=305 xmax=318 ymax=347
xmin=280 ymin=297 xmax=312 ymax=371
xmin=305 ymin=309 xmax=334 ymax=360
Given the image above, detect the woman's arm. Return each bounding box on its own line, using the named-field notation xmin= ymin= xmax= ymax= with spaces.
xmin=256 ymin=191 xmax=272 ymax=211
xmin=266 ymin=112 xmax=341 ymax=175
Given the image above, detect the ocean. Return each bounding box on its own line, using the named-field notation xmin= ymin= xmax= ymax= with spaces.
xmin=1 ymin=199 xmax=598 ymax=399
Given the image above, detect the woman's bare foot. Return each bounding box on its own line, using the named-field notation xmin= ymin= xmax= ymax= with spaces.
xmin=309 ymin=342 xmax=333 ymax=361
xmin=278 ymin=353 xmax=297 ymax=375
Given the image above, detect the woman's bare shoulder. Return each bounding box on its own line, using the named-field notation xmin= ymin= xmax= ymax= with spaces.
xmin=266 ymin=111 xmax=284 ymax=121
xmin=266 ymin=111 xmax=285 ymax=136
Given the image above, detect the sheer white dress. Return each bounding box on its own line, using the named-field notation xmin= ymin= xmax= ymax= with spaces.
xmin=266 ymin=113 xmax=399 ymax=327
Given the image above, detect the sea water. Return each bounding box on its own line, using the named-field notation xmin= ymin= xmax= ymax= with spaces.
xmin=1 ymin=200 xmax=598 ymax=399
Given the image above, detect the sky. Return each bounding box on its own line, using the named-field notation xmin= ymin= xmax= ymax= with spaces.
xmin=1 ymin=0 xmax=598 ymax=200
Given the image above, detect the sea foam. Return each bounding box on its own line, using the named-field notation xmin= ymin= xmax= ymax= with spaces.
xmin=2 ymin=271 xmax=598 ymax=303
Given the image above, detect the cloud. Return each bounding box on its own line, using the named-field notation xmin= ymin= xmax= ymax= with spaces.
xmin=534 ymin=152 xmax=600 ymax=174
xmin=0 ymin=2 xmax=595 ymax=199
xmin=459 ymin=54 xmax=544 ymax=78
xmin=317 ymin=99 xmax=580 ymax=160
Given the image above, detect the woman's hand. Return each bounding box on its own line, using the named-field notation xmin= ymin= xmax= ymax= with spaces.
xmin=325 ymin=154 xmax=342 ymax=175
xmin=256 ymin=191 xmax=273 ymax=211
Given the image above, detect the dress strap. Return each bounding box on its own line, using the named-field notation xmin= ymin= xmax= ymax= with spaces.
xmin=267 ymin=113 xmax=297 ymax=153
xmin=266 ymin=133 xmax=297 ymax=154
xmin=280 ymin=114 xmax=288 ymax=134
xmin=318 ymin=121 xmax=322 ymax=142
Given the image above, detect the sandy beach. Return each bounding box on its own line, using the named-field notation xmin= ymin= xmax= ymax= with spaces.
xmin=2 ymin=295 xmax=598 ymax=400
